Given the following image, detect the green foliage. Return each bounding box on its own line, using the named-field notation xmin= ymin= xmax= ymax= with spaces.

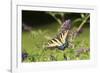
xmin=22 ymin=25 xmax=90 ymax=62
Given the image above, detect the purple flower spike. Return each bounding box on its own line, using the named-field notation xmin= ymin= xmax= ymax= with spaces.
xmin=60 ymin=19 xmax=71 ymax=32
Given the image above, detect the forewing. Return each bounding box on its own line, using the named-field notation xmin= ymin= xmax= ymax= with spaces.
xmin=47 ymin=39 xmax=62 ymax=48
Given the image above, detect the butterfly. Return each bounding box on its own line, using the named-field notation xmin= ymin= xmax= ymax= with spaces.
xmin=46 ymin=19 xmax=71 ymax=50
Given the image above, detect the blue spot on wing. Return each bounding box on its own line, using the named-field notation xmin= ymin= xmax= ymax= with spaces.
xmin=57 ymin=41 xmax=68 ymax=50
xmin=58 ymin=45 xmax=65 ymax=50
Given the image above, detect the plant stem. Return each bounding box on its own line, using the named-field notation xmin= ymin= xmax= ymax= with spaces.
xmin=77 ymin=14 xmax=90 ymax=33
xmin=48 ymin=12 xmax=62 ymax=25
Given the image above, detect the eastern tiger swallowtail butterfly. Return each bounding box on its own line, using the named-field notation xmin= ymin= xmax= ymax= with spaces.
xmin=46 ymin=19 xmax=71 ymax=50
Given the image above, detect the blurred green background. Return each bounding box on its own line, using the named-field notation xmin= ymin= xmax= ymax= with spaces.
xmin=22 ymin=10 xmax=90 ymax=62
